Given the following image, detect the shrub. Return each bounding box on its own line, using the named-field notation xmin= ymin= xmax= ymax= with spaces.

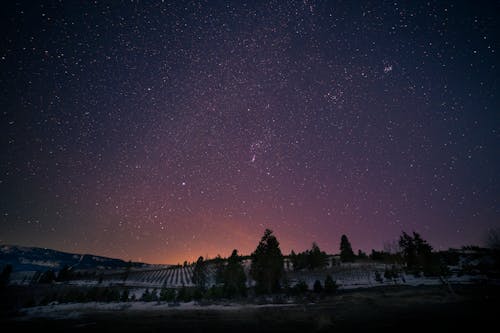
xmin=160 ymin=288 xmax=176 ymax=302
xmin=293 ymin=281 xmax=308 ymax=294
xmin=324 ymin=275 xmax=338 ymax=294
xmin=375 ymin=271 xmax=383 ymax=283
xmin=313 ymin=280 xmax=323 ymax=293
xmin=120 ymin=289 xmax=130 ymax=302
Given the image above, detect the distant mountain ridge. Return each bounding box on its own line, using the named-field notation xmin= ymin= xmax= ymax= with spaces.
xmin=0 ymin=244 xmax=147 ymax=272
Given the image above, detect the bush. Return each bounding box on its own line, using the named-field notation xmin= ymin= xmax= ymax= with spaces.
xmin=374 ymin=271 xmax=383 ymax=283
xmin=290 ymin=243 xmax=328 ymax=271
xmin=193 ymin=288 xmax=203 ymax=301
xmin=150 ymin=289 xmax=158 ymax=302
xmin=292 ymin=281 xmax=308 ymax=295
xmin=61 ymin=288 xmax=86 ymax=303
xmin=103 ymin=287 xmax=121 ymax=302
xmin=141 ymin=289 xmax=152 ymax=302
xmin=313 ymin=280 xmax=323 ymax=293
xmin=120 ymin=289 xmax=130 ymax=302
xmin=160 ymin=288 xmax=176 ymax=302
xmin=176 ymin=286 xmax=192 ymax=302
xmin=324 ymin=275 xmax=338 ymax=294
xmin=204 ymin=285 xmax=224 ymax=300
xmin=384 ymin=265 xmax=401 ymax=282
xmin=423 ymin=255 xmax=452 ymax=277
xmin=86 ymin=287 xmax=100 ymax=301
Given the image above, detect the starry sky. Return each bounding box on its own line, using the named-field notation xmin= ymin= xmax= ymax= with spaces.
xmin=1 ymin=1 xmax=498 ymax=264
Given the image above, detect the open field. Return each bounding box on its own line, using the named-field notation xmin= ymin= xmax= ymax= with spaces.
xmin=2 ymin=284 xmax=498 ymax=332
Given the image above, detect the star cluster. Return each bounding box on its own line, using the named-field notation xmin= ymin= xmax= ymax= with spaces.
xmin=1 ymin=1 xmax=498 ymax=263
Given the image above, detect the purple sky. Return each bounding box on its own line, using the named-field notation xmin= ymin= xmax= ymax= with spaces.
xmin=1 ymin=1 xmax=498 ymax=263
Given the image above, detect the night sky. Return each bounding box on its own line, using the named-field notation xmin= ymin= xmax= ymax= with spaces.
xmin=1 ymin=1 xmax=498 ymax=264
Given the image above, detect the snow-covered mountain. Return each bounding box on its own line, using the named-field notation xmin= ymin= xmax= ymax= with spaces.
xmin=0 ymin=244 xmax=147 ymax=272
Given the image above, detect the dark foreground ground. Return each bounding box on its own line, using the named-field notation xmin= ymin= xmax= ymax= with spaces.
xmin=2 ymin=284 xmax=499 ymax=332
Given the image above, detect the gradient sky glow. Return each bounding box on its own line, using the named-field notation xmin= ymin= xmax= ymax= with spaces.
xmin=1 ymin=1 xmax=498 ymax=264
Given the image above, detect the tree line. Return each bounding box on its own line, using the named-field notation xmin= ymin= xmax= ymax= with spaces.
xmin=3 ymin=227 xmax=492 ymax=304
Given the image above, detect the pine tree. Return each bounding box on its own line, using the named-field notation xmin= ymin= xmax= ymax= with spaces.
xmin=192 ymin=256 xmax=207 ymax=291
xmin=399 ymin=231 xmax=433 ymax=274
xmin=290 ymin=249 xmax=308 ymax=271
xmin=250 ymin=229 xmax=284 ymax=294
xmin=413 ymin=232 xmax=433 ymax=273
xmin=340 ymin=235 xmax=355 ymax=262
xmin=357 ymin=250 xmax=368 ymax=259
xmin=214 ymin=254 xmax=225 ymax=284
xmin=222 ymin=249 xmax=247 ymax=297
xmin=308 ymin=242 xmax=328 ymax=270
xmin=399 ymin=232 xmax=417 ymax=268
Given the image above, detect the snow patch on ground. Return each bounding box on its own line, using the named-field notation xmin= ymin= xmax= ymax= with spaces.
xmin=19 ymin=258 xmax=60 ymax=268
xmin=19 ymin=301 xmax=298 ymax=319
